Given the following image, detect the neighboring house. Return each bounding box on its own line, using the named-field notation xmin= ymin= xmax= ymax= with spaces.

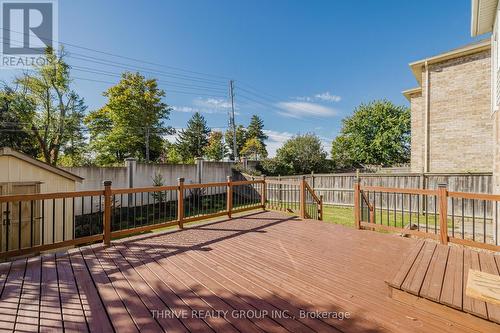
xmin=471 ymin=0 xmax=500 ymax=194
xmin=0 ymin=147 xmax=83 ymax=251
xmin=404 ymin=39 xmax=492 ymax=173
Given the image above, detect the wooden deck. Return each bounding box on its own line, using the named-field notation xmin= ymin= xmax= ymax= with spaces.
xmin=0 ymin=210 xmax=498 ymax=333
xmin=387 ymin=240 xmax=500 ymax=325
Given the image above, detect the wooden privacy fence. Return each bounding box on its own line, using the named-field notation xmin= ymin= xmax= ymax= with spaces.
xmin=0 ymin=177 xmax=322 ymax=259
xmin=354 ymin=181 xmax=500 ymax=252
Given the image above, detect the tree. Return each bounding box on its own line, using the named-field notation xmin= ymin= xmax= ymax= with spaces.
xmin=246 ymin=115 xmax=268 ymax=157
xmin=330 ymin=100 xmax=410 ymax=169
xmin=0 ymin=86 xmax=39 ymax=157
xmin=204 ymin=131 xmax=226 ymax=161
xmin=225 ymin=125 xmax=247 ymax=160
xmin=175 ymin=112 xmax=210 ymax=162
xmin=162 ymin=141 xmax=182 ymax=164
xmin=14 ymin=47 xmax=87 ymax=165
xmin=240 ymin=137 xmax=266 ymax=160
xmin=85 ymin=72 xmax=172 ymax=165
xmin=275 ymin=134 xmax=327 ymax=174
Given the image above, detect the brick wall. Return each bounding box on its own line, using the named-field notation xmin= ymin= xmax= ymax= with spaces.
xmin=410 ymin=49 xmax=492 ymax=173
xmin=410 ymin=92 xmax=424 ymax=172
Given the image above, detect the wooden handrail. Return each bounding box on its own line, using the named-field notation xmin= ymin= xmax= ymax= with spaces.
xmin=304 ymin=183 xmax=321 ymax=203
xmin=0 ymin=189 xmax=104 ymax=202
xmin=360 ymin=185 xmax=438 ymax=196
xmin=0 ymin=177 xmax=322 ymax=259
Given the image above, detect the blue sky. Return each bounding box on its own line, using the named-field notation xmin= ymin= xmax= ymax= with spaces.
xmin=0 ymin=0 xmax=486 ymax=156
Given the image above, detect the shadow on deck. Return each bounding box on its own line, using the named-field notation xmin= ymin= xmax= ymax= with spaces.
xmin=0 ymin=210 xmax=498 ymax=332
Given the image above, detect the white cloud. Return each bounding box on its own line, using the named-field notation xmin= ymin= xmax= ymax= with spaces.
xmin=314 ymin=91 xmax=341 ymax=102
xmin=276 ymin=101 xmax=338 ymax=119
xmin=193 ymin=97 xmax=232 ymax=110
xmin=173 ymin=97 xmax=239 ymax=115
xmin=294 ymin=91 xmax=341 ymax=103
xmin=172 ymin=106 xmax=198 ymax=113
xmin=263 ymin=130 xmax=294 ymax=157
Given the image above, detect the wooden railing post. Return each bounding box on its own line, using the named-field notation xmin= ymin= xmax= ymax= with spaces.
xmin=103 ymin=180 xmax=112 ymax=246
xmin=261 ymin=175 xmax=267 ymax=210
xmin=177 ymin=178 xmax=184 ymax=229
xmin=438 ymin=183 xmax=448 ymax=245
xmin=300 ymin=175 xmax=306 ymax=219
xmin=227 ymin=176 xmax=233 ymax=218
xmin=354 ymin=179 xmax=361 ymax=229
xmin=319 ymin=194 xmax=323 ymax=221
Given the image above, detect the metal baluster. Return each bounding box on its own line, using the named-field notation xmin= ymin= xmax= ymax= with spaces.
xmin=18 ymin=201 xmax=22 ymax=249
xmin=62 ymin=198 xmax=66 ymax=241
xmin=483 ymin=200 xmax=486 ymax=243
xmin=52 ymin=198 xmax=56 ymax=242
xmin=30 ymin=200 xmax=34 ymax=247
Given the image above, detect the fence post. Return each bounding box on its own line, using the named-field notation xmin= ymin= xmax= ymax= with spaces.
xmin=354 ymin=179 xmax=361 ymax=229
xmin=103 ymin=180 xmax=112 ymax=246
xmin=311 ymin=171 xmax=315 ymax=189
xmin=177 ymin=178 xmax=184 ymax=229
xmin=300 ymin=175 xmax=306 ymax=219
xmin=319 ymin=194 xmax=323 ymax=221
xmin=261 ymin=175 xmax=267 ymax=210
xmin=438 ymin=183 xmax=448 ymax=245
xmin=227 ymin=176 xmax=233 ymax=218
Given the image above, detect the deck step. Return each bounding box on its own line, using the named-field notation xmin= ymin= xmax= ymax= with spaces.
xmin=387 ymin=240 xmax=500 ymax=325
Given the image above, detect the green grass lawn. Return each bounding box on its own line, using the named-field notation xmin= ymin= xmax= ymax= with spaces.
xmin=321 ymin=204 xmax=448 ymax=232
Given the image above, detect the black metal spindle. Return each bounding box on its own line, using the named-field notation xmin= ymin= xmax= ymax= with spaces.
xmin=483 ymin=200 xmax=486 ymax=243
xmin=472 ymin=199 xmax=476 ymax=241
xmin=5 ymin=202 xmax=9 ymax=250
xmin=18 ymin=201 xmax=22 ymax=250
xmin=451 ymin=198 xmax=455 ymax=238
xmin=62 ymin=198 xmax=66 ymax=241
xmin=52 ymin=198 xmax=56 ymax=242
xmin=30 ymin=200 xmax=34 ymax=247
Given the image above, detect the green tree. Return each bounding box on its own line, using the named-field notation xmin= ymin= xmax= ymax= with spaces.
xmin=246 ymin=115 xmax=268 ymax=157
xmin=241 ymin=137 xmax=266 ymax=160
xmin=330 ymin=100 xmax=410 ymax=169
xmin=204 ymin=131 xmax=226 ymax=161
xmin=0 ymin=86 xmax=39 ymax=157
xmin=225 ymin=125 xmax=247 ymax=160
xmin=85 ymin=72 xmax=172 ymax=165
xmin=276 ymin=134 xmax=327 ymax=174
xmin=163 ymin=141 xmax=183 ymax=164
xmin=15 ymin=48 xmax=87 ymax=165
xmin=175 ymin=112 xmax=210 ymax=162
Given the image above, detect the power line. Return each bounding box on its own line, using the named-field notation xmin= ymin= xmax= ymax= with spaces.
xmin=72 ymin=76 xmax=227 ymax=98
xmin=0 ymin=27 xmax=231 ymax=81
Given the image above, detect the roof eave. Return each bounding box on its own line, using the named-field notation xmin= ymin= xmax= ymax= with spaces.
xmin=0 ymin=147 xmax=84 ymax=182
xmin=408 ymin=39 xmax=491 ymax=85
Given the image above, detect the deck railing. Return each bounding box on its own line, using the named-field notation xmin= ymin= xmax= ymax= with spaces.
xmin=354 ymin=181 xmax=500 ymax=251
xmin=0 ymin=176 xmax=321 ymax=259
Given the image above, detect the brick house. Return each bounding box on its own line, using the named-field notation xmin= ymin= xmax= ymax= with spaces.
xmin=404 ymin=39 xmax=492 ymax=173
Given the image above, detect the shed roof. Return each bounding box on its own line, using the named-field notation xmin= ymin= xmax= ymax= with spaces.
xmin=0 ymin=147 xmax=84 ymax=182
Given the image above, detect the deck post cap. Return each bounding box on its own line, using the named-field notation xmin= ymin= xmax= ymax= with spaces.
xmin=438 ymin=183 xmax=447 ymax=188
xmin=103 ymin=180 xmax=112 ymax=186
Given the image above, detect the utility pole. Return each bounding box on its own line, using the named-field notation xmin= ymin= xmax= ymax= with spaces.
xmin=229 ymin=80 xmax=238 ymax=161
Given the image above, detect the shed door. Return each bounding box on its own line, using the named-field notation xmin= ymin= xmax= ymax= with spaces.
xmin=1 ymin=183 xmax=41 ymax=252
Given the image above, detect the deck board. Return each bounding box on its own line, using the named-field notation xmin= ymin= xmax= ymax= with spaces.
xmin=401 ymin=242 xmax=436 ymax=295
xmin=420 ymin=244 xmax=449 ymax=302
xmin=440 ymin=246 xmax=464 ymax=309
xmin=0 ymin=211 xmax=499 ymax=332
xmin=389 ymin=238 xmax=500 ymax=325
xmin=463 ymin=249 xmax=489 ymax=319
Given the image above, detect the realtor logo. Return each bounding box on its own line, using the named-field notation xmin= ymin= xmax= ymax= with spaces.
xmin=0 ymin=0 xmax=58 ymax=68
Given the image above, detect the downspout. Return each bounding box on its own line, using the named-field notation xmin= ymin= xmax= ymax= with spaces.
xmin=423 ymin=60 xmax=430 ymax=173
